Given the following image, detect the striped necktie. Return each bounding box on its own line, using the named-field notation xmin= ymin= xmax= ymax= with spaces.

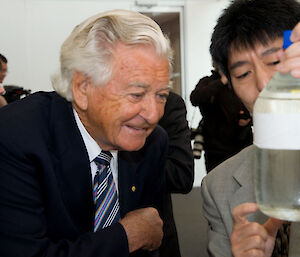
xmin=93 ymin=151 xmax=120 ymax=231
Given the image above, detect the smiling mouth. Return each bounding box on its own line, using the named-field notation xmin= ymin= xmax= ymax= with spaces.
xmin=127 ymin=125 xmax=147 ymax=131
xmin=125 ymin=125 xmax=151 ymax=135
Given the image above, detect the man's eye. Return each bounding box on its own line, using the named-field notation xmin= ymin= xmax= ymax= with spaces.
xmin=131 ymin=93 xmax=143 ymax=99
xmin=236 ymin=71 xmax=250 ymax=79
xmin=157 ymin=93 xmax=169 ymax=103
xmin=128 ymin=93 xmax=145 ymax=102
xmin=268 ymin=60 xmax=280 ymax=66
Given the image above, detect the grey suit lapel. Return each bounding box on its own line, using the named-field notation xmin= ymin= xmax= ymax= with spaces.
xmin=230 ymin=146 xmax=268 ymax=224
xmin=230 ymin=163 xmax=255 ymax=208
xmin=227 ymin=145 xmax=300 ymax=255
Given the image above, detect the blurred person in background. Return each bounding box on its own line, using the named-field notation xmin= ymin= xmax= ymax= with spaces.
xmin=190 ymin=67 xmax=252 ymax=172
xmin=0 ymin=53 xmax=8 ymax=107
xmin=159 ymin=91 xmax=194 ymax=257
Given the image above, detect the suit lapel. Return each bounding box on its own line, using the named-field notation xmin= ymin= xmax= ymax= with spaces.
xmin=228 ymin=145 xmax=300 ymax=255
xmin=230 ymin=165 xmax=255 ymax=210
xmin=48 ymin=95 xmax=94 ymax=232
xmin=230 ymin=147 xmax=268 ymax=225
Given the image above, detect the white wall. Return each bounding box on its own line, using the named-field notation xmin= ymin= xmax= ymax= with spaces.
xmin=0 ymin=0 xmax=28 ymax=89
xmin=184 ymin=0 xmax=230 ymax=186
xmin=0 ymin=0 xmax=230 ymax=186
xmin=1 ymin=0 xmax=132 ymax=92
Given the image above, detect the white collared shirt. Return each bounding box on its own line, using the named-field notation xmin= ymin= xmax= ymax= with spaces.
xmin=73 ymin=109 xmax=119 ymax=192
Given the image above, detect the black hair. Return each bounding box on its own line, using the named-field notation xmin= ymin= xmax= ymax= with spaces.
xmin=0 ymin=54 xmax=7 ymax=64
xmin=0 ymin=54 xmax=7 ymax=71
xmin=210 ymin=0 xmax=300 ymax=82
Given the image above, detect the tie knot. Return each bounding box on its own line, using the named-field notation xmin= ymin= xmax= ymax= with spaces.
xmin=94 ymin=151 xmax=112 ymax=167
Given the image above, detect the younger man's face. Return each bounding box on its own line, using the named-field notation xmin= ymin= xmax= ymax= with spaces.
xmin=228 ymin=37 xmax=283 ymax=114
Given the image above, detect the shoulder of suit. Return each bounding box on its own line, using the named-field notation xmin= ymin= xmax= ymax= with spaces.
xmin=0 ymin=91 xmax=70 ymax=142
xmin=203 ymin=145 xmax=254 ymax=187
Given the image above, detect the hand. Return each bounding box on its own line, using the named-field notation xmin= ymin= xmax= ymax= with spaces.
xmin=278 ymin=22 xmax=300 ymax=77
xmin=231 ymin=203 xmax=283 ymax=257
xmin=119 ymin=207 xmax=163 ymax=253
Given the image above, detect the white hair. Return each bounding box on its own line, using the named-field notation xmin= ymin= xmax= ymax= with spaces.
xmin=52 ymin=9 xmax=173 ymax=101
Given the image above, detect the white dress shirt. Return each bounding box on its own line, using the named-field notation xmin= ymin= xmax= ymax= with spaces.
xmin=73 ymin=109 xmax=119 ymax=192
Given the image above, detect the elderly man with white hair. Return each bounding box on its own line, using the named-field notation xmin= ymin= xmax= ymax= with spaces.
xmin=0 ymin=10 xmax=173 ymax=257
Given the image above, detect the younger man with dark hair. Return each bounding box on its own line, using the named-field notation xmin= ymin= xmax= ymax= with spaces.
xmin=201 ymin=0 xmax=300 ymax=256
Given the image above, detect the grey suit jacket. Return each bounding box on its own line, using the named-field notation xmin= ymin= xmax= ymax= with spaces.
xmin=201 ymin=145 xmax=300 ymax=257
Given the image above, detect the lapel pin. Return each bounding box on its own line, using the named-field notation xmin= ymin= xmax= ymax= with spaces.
xmin=131 ymin=186 xmax=136 ymax=192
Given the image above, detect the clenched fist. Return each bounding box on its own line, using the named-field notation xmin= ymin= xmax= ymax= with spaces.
xmin=119 ymin=207 xmax=163 ymax=253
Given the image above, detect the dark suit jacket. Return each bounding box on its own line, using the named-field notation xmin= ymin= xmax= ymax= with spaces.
xmin=0 ymin=92 xmax=168 ymax=257
xmin=158 ymin=92 xmax=194 ymax=257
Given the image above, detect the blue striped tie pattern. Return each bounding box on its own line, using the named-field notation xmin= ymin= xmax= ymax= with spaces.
xmin=93 ymin=151 xmax=120 ymax=231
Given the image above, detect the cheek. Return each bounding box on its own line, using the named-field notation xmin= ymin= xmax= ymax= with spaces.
xmin=88 ymin=98 xmax=118 ymax=129
xmin=100 ymin=95 xmax=123 ymax=116
xmin=123 ymin=101 xmax=143 ymax=115
xmin=109 ymin=103 xmax=142 ymax=127
xmin=232 ymin=82 xmax=252 ymax=104
xmin=238 ymin=90 xmax=254 ymax=104
xmin=236 ymin=87 xmax=259 ymax=113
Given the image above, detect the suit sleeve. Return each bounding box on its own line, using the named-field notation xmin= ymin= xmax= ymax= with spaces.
xmin=159 ymin=93 xmax=194 ymax=194
xmin=201 ymin=177 xmax=233 ymax=257
xmin=0 ymin=139 xmax=129 ymax=257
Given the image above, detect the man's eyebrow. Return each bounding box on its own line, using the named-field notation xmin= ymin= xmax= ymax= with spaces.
xmin=261 ymin=47 xmax=282 ymax=57
xmin=129 ymin=82 xmax=149 ymax=89
xmin=129 ymin=82 xmax=172 ymax=90
xmin=229 ymin=61 xmax=249 ymax=71
xmin=158 ymin=85 xmax=172 ymax=91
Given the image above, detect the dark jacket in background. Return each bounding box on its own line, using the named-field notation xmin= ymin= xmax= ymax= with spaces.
xmin=159 ymin=92 xmax=194 ymax=257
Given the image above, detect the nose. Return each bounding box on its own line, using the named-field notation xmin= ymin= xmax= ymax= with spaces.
xmin=255 ymin=64 xmax=273 ymax=92
xmin=140 ymin=95 xmax=162 ymax=125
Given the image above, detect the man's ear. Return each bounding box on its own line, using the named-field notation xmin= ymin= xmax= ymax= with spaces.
xmin=72 ymin=71 xmax=89 ymax=111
